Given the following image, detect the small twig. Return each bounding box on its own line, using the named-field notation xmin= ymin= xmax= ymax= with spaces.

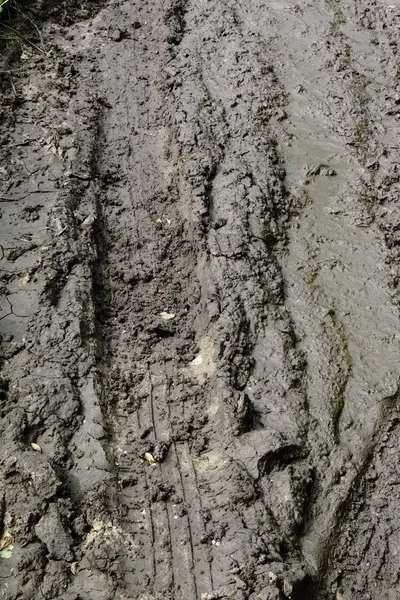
xmin=14 ymin=236 xmax=34 ymax=242
xmin=0 ymin=68 xmax=23 ymax=73
xmin=0 ymin=195 xmax=29 ymax=202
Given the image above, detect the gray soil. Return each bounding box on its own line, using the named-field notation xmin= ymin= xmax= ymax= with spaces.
xmin=1 ymin=0 xmax=400 ymax=598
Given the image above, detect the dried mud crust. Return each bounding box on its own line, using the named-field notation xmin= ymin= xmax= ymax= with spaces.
xmin=1 ymin=1 xmax=400 ymax=599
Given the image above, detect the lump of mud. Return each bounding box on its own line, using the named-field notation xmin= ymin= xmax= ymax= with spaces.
xmin=35 ymin=504 xmax=73 ymax=561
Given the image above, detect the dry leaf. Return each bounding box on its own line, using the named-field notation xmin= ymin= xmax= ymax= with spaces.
xmin=0 ymin=529 xmax=13 ymax=551
xmin=71 ymin=562 xmax=78 ymax=575
xmin=81 ymin=214 xmax=95 ymax=229
xmin=159 ymin=311 xmax=175 ymax=321
xmin=31 ymin=442 xmax=42 ymax=453
xmin=144 ymin=452 xmax=157 ymax=466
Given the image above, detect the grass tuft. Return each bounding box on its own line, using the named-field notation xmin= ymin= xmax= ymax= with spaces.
xmin=0 ymin=0 xmax=46 ymax=54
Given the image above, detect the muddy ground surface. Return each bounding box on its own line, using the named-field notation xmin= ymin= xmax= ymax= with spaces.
xmin=1 ymin=0 xmax=400 ymax=598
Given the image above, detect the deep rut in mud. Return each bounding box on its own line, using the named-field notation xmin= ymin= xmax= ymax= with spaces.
xmin=1 ymin=1 xmax=400 ymax=599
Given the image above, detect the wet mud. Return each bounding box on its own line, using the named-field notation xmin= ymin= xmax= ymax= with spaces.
xmin=1 ymin=1 xmax=400 ymax=598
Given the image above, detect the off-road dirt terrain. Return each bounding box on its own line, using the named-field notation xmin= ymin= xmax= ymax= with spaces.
xmin=1 ymin=0 xmax=400 ymax=598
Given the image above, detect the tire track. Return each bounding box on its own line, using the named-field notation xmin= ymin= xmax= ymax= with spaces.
xmin=86 ymin=0 xmax=311 ymax=596
xmin=241 ymin=0 xmax=400 ymax=595
xmin=84 ymin=2 xmax=216 ymax=597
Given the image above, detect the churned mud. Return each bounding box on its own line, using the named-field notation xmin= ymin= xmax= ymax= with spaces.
xmin=1 ymin=1 xmax=400 ymax=598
